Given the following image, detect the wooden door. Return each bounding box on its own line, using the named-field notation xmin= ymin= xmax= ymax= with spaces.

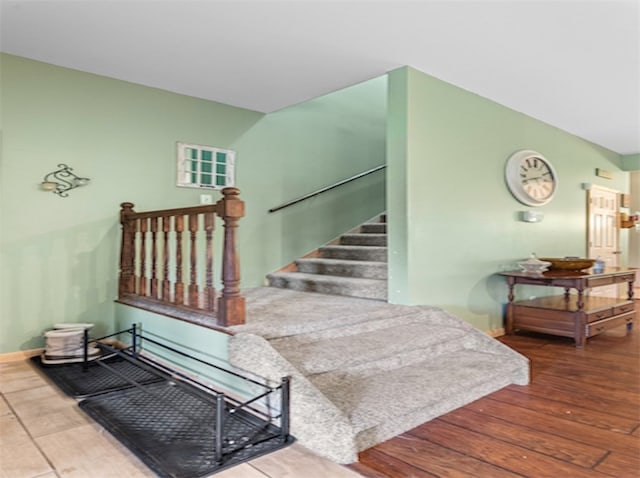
xmin=587 ymin=185 xmax=620 ymax=297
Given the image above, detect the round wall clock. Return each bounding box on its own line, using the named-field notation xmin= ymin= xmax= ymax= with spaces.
xmin=505 ymin=150 xmax=557 ymax=206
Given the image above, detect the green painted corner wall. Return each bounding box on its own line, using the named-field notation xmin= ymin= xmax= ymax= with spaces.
xmin=387 ymin=66 xmax=629 ymax=331
xmin=230 ymin=75 xmax=387 ymax=287
xmin=0 ymin=54 xmax=387 ymax=354
xmin=622 ymin=153 xmax=640 ymax=171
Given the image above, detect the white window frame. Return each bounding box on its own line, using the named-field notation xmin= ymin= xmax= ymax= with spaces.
xmin=176 ymin=142 xmax=235 ymax=190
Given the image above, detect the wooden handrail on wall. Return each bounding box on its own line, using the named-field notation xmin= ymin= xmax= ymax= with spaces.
xmin=268 ymin=164 xmax=386 ymax=213
xmin=118 ymin=187 xmax=245 ymax=327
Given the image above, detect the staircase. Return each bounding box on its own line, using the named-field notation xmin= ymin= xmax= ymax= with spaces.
xmin=267 ymin=215 xmax=388 ymax=301
xmin=228 ymin=288 xmax=530 ymax=465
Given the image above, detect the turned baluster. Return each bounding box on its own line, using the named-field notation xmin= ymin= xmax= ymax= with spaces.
xmin=204 ymin=211 xmax=216 ymax=312
xmin=174 ymin=215 xmax=184 ymax=305
xmin=216 ymin=187 xmax=245 ymax=326
xmin=188 ymin=214 xmax=199 ymax=307
xmin=138 ymin=217 xmax=148 ymax=296
xmin=119 ymin=202 xmax=136 ymax=297
xmin=150 ymin=217 xmax=159 ymax=299
xmin=162 ymin=216 xmax=171 ymax=301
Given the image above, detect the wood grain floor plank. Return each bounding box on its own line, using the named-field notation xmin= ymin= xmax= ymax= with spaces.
xmin=465 ymin=396 xmax=639 ymax=457
xmin=528 ymin=373 xmax=639 ymax=406
xmin=438 ymin=407 xmax=607 ymax=468
xmin=502 ymin=382 xmax=640 ymax=421
xmin=532 ymin=360 xmax=640 ymax=392
xmin=488 ymin=387 xmax=638 ymax=433
xmin=523 ymin=346 xmax=639 ymax=375
xmin=409 ymin=419 xmax=611 ymax=477
xmin=364 ymin=436 xmax=522 ymax=478
xmin=594 ymin=451 xmax=640 ymax=478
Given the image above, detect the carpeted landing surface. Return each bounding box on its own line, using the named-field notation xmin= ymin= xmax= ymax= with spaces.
xmin=228 ymin=287 xmax=530 ymax=464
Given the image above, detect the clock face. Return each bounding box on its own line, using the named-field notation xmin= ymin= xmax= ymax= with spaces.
xmin=505 ymin=150 xmax=557 ymax=206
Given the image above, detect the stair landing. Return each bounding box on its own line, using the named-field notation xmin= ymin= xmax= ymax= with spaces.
xmin=229 ymin=288 xmax=530 ymax=464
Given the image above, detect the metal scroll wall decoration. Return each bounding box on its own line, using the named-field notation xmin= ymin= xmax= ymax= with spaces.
xmin=40 ymin=164 xmax=91 ymax=197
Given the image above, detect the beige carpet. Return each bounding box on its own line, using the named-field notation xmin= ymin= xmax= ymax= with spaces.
xmin=228 ymin=287 xmax=529 ymax=464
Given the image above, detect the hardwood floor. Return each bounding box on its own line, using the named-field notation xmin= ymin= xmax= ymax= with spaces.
xmin=350 ymin=325 xmax=640 ymax=478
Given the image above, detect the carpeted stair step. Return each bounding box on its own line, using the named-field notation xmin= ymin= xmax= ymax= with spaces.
xmin=309 ymin=349 xmax=524 ymax=451
xmin=271 ymin=321 xmax=469 ymax=376
xmin=267 ymin=272 xmax=387 ymax=300
xmin=229 ymin=289 xmax=530 ymax=465
xmin=320 ymin=245 xmax=387 ymax=262
xmin=228 ymin=295 xmax=530 ymax=466
xmin=360 ymin=223 xmax=386 ymax=234
xmin=233 ymin=288 xmax=454 ymax=340
xmin=340 ymin=233 xmax=387 ymax=246
xmin=296 ymin=258 xmax=387 ymax=279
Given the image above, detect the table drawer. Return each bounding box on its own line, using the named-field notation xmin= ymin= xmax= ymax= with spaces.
xmin=614 ymin=273 xmax=636 ymax=283
xmin=586 ymin=276 xmax=614 ymax=287
xmin=586 ymin=311 xmax=635 ymax=337
xmin=585 ymin=308 xmax=614 ymax=323
xmin=613 ymin=302 xmax=635 ymax=315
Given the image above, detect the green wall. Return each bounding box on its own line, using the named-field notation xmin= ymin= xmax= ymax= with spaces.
xmin=5 ymin=53 xmax=628 ymax=353
xmin=0 ymin=54 xmax=387 ymax=353
xmin=387 ymin=66 xmax=629 ymax=331
xmin=231 ymin=76 xmax=387 ymax=286
xmin=114 ymin=305 xmax=255 ymax=397
xmin=622 ymin=153 xmax=640 ymax=171
xmin=0 ymin=53 xmax=264 ymax=353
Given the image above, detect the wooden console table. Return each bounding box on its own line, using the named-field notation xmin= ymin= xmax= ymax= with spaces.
xmin=501 ymin=268 xmax=636 ymax=347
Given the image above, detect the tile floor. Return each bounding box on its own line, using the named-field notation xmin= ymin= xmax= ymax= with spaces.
xmin=0 ymin=359 xmax=362 ymax=478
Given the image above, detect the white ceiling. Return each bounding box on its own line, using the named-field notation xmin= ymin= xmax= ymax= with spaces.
xmin=2 ymin=0 xmax=639 ymax=154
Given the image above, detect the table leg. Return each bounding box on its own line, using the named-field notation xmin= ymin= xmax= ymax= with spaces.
xmin=506 ymin=279 xmax=515 ymax=334
xmin=575 ymin=287 xmax=586 ymax=348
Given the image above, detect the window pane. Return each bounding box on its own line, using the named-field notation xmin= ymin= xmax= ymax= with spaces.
xmin=201 ymin=173 xmax=212 ymax=185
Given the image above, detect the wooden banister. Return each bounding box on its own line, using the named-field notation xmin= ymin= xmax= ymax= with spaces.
xmin=118 ymin=188 xmax=245 ymax=327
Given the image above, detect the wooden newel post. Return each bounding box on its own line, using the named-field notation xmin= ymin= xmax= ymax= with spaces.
xmin=216 ymin=187 xmax=246 ymax=326
xmin=119 ymin=202 xmax=136 ymax=297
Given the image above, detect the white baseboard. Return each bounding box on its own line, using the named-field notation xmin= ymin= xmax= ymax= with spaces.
xmin=0 ymin=348 xmax=43 ymax=363
xmin=0 ymin=338 xmax=127 ymax=364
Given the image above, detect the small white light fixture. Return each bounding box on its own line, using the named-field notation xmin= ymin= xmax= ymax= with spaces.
xmin=40 ymin=164 xmax=90 ymax=197
xmin=520 ymin=210 xmax=544 ymax=223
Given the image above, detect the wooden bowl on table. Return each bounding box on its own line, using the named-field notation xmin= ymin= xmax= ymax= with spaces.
xmin=539 ymin=257 xmax=596 ymax=272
